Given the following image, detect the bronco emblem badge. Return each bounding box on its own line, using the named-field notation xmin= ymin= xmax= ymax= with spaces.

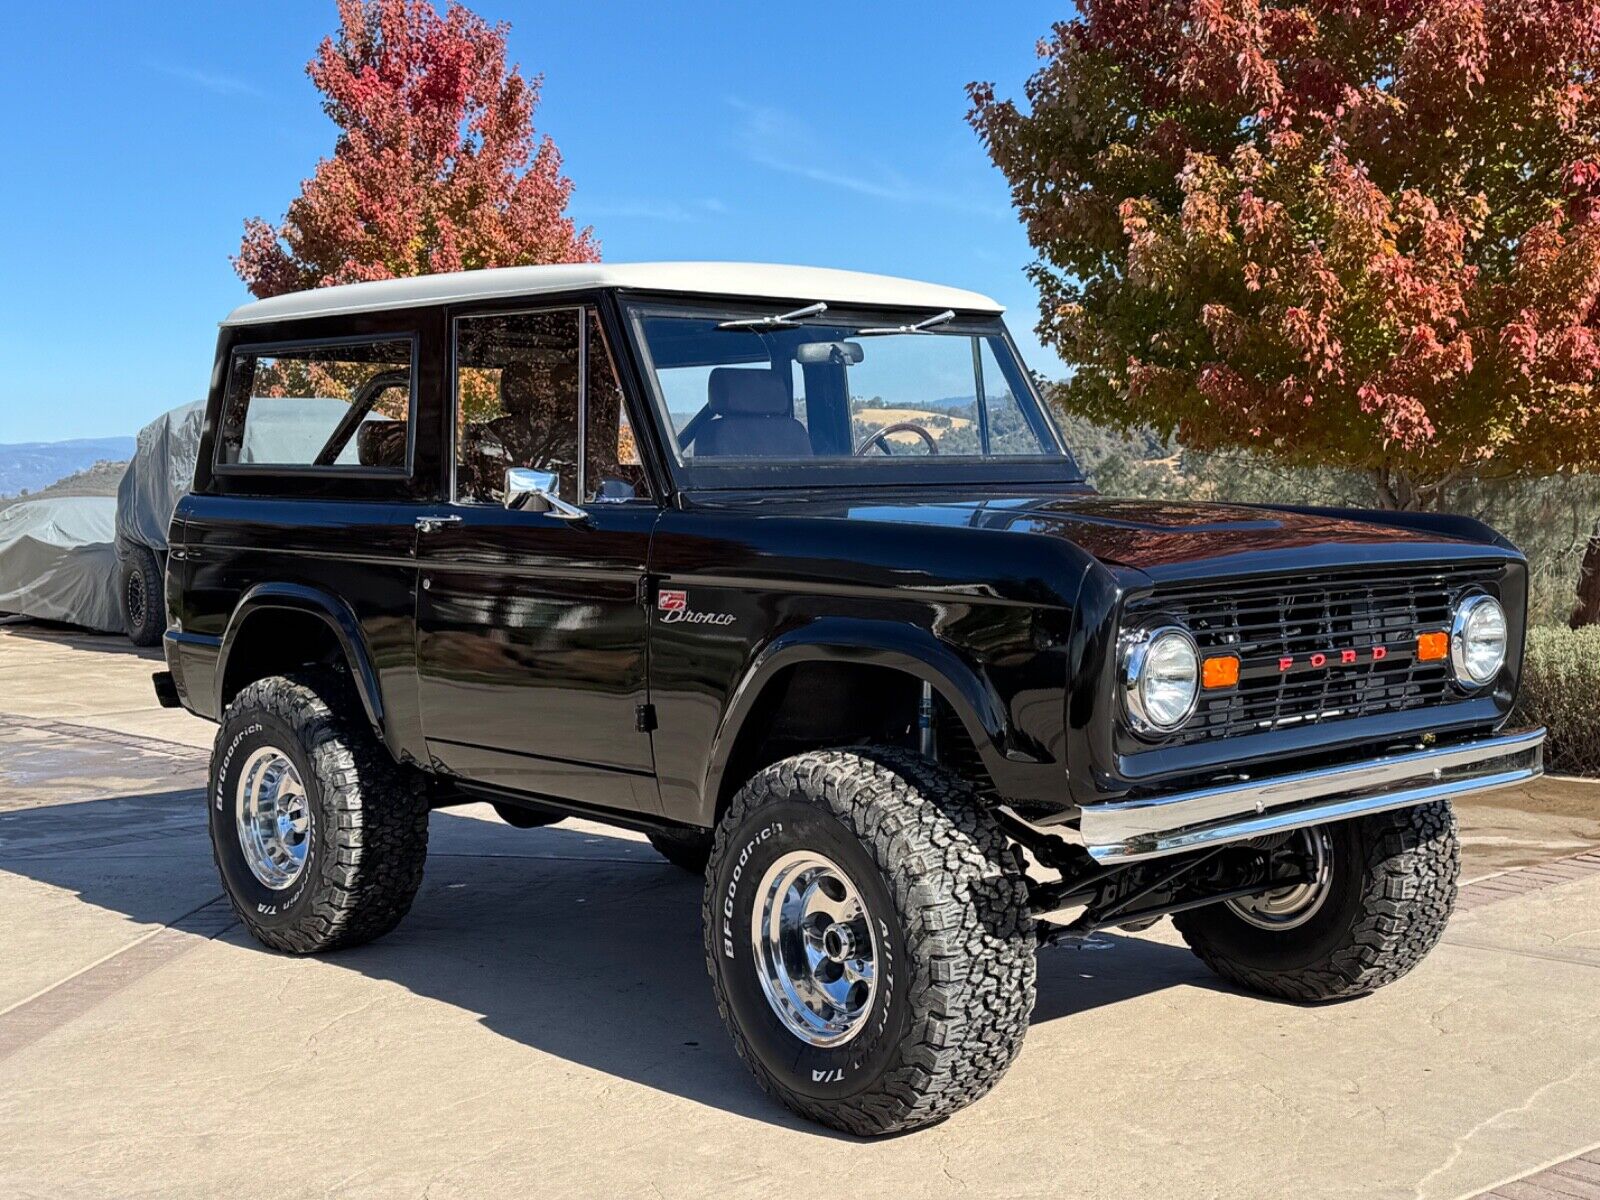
xmin=657 ymin=588 xmax=735 ymax=626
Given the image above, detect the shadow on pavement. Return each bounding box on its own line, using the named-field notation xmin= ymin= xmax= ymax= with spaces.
xmin=0 ymin=619 xmax=161 ymax=661
xmin=0 ymin=785 xmax=1218 ymax=1132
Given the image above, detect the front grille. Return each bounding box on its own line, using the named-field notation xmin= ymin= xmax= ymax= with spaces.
xmin=1124 ymin=563 xmax=1502 ymax=746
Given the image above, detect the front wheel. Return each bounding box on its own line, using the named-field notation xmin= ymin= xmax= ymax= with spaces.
xmin=704 ymin=748 xmax=1036 ymax=1136
xmin=1174 ymin=801 xmax=1459 ymax=1002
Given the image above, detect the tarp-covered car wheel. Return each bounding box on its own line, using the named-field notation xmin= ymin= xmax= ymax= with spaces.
xmin=120 ymin=544 xmax=165 ymax=646
xmin=115 ymin=400 xmax=202 ymax=646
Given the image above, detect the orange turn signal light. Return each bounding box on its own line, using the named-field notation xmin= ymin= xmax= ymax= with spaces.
xmin=1202 ymin=654 xmax=1241 ymax=689
xmin=1417 ymin=631 xmax=1450 ymax=662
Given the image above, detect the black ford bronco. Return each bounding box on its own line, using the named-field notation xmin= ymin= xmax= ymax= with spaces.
xmin=157 ymin=262 xmax=1545 ymax=1135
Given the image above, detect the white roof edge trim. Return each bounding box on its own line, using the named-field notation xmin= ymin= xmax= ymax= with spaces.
xmin=222 ymin=262 xmax=1005 ymax=327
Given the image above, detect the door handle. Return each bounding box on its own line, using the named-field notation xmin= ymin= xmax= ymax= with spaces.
xmin=415 ymin=515 xmax=463 ymax=533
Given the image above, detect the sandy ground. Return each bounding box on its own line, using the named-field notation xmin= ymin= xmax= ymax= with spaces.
xmin=2 ymin=622 xmax=1598 ymax=1200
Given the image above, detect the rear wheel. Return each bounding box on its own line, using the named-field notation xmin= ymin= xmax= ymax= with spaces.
xmin=209 ymin=672 xmax=430 ymax=954
xmin=1173 ymin=802 xmax=1459 ymax=1002
xmin=704 ymin=747 xmax=1036 ymax=1136
xmin=120 ymin=545 xmax=165 ymax=647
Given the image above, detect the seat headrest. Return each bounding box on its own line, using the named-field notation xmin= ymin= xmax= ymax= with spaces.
xmin=708 ymin=368 xmax=790 ymax=417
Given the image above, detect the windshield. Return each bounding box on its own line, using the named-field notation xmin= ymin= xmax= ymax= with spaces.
xmin=625 ymin=302 xmax=1079 ymax=488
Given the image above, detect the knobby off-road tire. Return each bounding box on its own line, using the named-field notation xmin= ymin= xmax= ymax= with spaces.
xmin=649 ymin=827 xmax=713 ymax=874
xmin=704 ymin=747 xmax=1037 ymax=1136
xmin=120 ymin=545 xmax=166 ymax=647
xmin=210 ymin=673 xmax=430 ymax=954
xmin=1173 ymin=801 xmax=1459 ymax=1002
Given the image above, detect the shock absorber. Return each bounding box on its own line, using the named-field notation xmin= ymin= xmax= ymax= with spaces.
xmin=917 ymin=680 xmax=936 ymax=759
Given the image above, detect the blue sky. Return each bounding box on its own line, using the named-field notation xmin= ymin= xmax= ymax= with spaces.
xmin=0 ymin=1 xmax=1065 ymax=443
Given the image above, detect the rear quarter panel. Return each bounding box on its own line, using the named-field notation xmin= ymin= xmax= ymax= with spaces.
xmin=167 ymin=495 xmax=424 ymax=761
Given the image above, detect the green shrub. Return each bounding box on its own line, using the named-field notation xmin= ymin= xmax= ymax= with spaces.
xmin=1513 ymin=627 xmax=1600 ymax=777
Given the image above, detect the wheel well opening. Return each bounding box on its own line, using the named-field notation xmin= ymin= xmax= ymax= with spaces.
xmin=220 ymin=609 xmax=346 ymax=712
xmin=713 ymin=662 xmax=998 ymax=823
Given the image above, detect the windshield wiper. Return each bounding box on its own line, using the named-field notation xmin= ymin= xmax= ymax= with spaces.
xmin=716 ymin=302 xmax=828 ymax=331
xmin=854 ymin=309 xmax=957 ymax=337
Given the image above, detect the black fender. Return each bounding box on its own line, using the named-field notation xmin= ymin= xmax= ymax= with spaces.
xmin=217 ymin=582 xmax=387 ymax=737
xmin=699 ymin=617 xmax=1019 ymax=825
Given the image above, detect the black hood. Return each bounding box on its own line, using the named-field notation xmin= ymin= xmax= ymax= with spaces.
xmin=691 ymin=489 xmax=1512 ymax=582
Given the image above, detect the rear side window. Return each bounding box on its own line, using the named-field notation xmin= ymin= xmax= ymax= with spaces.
xmin=216 ymin=338 xmax=414 ymax=470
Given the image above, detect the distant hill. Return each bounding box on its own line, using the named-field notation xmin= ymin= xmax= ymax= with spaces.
xmin=0 ymin=459 xmax=128 ymax=512
xmin=0 ymin=437 xmax=135 ymax=499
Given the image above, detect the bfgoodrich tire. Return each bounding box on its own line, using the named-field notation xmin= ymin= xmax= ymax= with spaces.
xmin=1173 ymin=801 xmax=1459 ymax=1002
xmin=120 ymin=545 xmax=165 ymax=647
xmin=704 ymin=748 xmax=1036 ymax=1136
xmin=209 ymin=673 xmax=429 ymax=954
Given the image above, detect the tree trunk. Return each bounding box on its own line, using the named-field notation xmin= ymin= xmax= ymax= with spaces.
xmin=1372 ymin=465 xmax=1430 ymax=510
xmin=1574 ymin=522 xmax=1600 ymax=629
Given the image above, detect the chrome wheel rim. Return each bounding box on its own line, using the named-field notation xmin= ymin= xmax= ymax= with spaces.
xmin=1227 ymin=828 xmax=1333 ymax=930
xmin=752 ymin=850 xmax=879 ymax=1048
xmin=235 ymin=746 xmax=310 ymax=890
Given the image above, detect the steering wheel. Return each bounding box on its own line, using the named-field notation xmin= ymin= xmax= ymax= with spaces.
xmin=853 ymin=421 xmax=940 ymax=457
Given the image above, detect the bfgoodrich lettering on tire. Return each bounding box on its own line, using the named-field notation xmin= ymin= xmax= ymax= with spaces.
xmin=209 ymin=672 xmax=429 ymax=955
xmin=703 ymin=747 xmax=1036 ymax=1136
xmin=1173 ymin=801 xmax=1459 ymax=1002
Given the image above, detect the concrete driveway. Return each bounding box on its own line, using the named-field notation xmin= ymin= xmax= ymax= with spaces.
xmin=2 ymin=622 xmax=1599 ymax=1200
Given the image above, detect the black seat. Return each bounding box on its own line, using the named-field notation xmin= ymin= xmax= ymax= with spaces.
xmin=694 ymin=369 xmax=811 ymax=458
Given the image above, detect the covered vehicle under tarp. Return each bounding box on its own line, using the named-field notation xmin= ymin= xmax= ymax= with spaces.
xmin=0 ymin=497 xmax=124 ymax=633
xmin=117 ymin=400 xmax=204 ymax=554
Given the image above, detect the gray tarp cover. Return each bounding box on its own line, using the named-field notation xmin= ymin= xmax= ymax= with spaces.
xmin=116 ymin=400 xmax=204 ymax=553
xmin=0 ymin=497 xmax=124 ymax=633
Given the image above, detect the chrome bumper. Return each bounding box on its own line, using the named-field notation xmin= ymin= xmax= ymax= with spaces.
xmin=1077 ymin=728 xmax=1546 ymax=864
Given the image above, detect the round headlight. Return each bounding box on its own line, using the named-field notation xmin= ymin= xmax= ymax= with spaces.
xmin=1451 ymin=593 xmax=1507 ymax=687
xmin=1124 ymin=626 xmax=1200 ymax=733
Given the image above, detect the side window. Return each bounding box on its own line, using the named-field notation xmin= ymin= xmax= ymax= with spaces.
xmin=216 ymin=339 xmax=412 ymax=469
xmin=583 ymin=310 xmax=651 ymax=503
xmin=454 ymin=310 xmax=581 ymax=504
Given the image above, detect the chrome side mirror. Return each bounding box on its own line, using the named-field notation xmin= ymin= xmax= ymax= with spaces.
xmin=505 ymin=468 xmax=585 ymax=520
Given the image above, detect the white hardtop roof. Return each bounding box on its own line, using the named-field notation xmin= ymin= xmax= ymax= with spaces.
xmin=222 ymin=262 xmax=1004 ymax=327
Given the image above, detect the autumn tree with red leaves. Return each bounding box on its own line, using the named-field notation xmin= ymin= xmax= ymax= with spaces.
xmin=235 ymin=0 xmax=597 ymax=300
xmin=970 ymin=1 xmax=1600 ymax=510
